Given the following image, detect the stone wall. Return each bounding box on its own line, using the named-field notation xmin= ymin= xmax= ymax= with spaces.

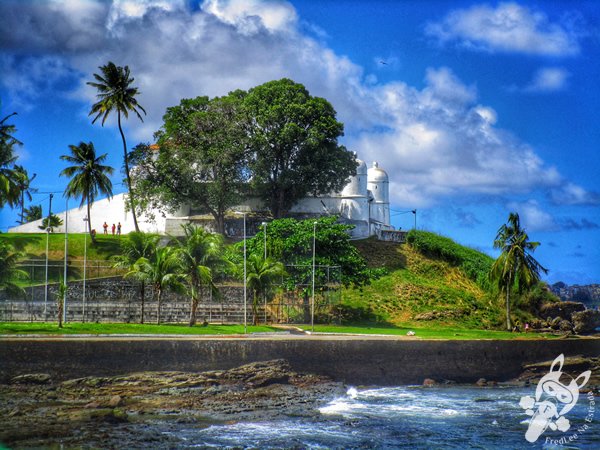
xmin=0 ymin=278 xmax=249 ymax=324
xmin=1 ymin=338 xmax=598 ymax=385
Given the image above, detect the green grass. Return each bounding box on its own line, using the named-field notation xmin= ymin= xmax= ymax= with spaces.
xmin=0 ymin=322 xmax=281 ymax=335
xmin=301 ymin=324 xmax=562 ymax=340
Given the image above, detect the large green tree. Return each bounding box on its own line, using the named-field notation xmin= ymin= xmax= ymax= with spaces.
xmin=88 ymin=62 xmax=146 ymax=232
xmin=239 ymin=216 xmax=375 ymax=322
xmin=60 ymin=142 xmax=114 ymax=241
xmin=490 ymin=212 xmax=548 ymax=330
xmin=131 ymin=93 xmax=248 ymax=234
xmin=0 ymin=107 xmax=22 ymax=208
xmin=113 ymin=231 xmax=160 ymax=323
xmin=172 ymin=224 xmax=227 ymax=326
xmin=244 ymin=78 xmax=357 ymax=217
xmin=23 ymin=204 xmax=42 ymax=223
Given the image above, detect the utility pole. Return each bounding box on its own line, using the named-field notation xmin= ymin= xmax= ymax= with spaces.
xmin=44 ymin=193 xmax=53 ymax=318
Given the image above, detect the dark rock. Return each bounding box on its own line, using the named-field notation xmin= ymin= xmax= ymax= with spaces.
xmin=475 ymin=378 xmax=487 ymax=387
xmin=572 ymin=309 xmax=600 ymax=335
xmin=10 ymin=373 xmax=51 ymax=385
xmin=423 ymin=378 xmax=437 ymax=386
xmin=550 ymin=317 xmax=562 ymax=330
xmin=539 ymin=302 xmax=585 ymax=321
xmin=559 ymin=320 xmax=573 ymax=332
xmin=108 ymin=395 xmax=122 ymax=407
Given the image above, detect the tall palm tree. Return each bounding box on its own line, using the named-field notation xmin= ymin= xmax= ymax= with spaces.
xmin=126 ymin=246 xmax=184 ymax=325
xmin=172 ymin=224 xmax=226 ymax=326
xmin=245 ymin=253 xmax=286 ymax=325
xmin=23 ymin=204 xmax=42 ymax=223
xmin=113 ymin=231 xmax=160 ymax=323
xmin=12 ymin=165 xmax=37 ymax=224
xmin=0 ymin=241 xmax=27 ymax=298
xmin=0 ymin=108 xmax=21 ymax=208
xmin=87 ymin=62 xmax=146 ymax=232
xmin=490 ymin=212 xmax=548 ymax=330
xmin=60 ymin=142 xmax=114 ymax=242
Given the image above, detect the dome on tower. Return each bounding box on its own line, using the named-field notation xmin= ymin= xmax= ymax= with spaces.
xmin=367 ymin=161 xmax=388 ymax=183
xmin=356 ymin=159 xmax=367 ymax=175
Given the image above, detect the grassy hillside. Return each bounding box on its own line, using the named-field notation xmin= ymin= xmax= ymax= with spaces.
xmin=346 ymin=232 xmax=504 ymax=329
xmin=3 ymin=230 xmax=538 ymax=330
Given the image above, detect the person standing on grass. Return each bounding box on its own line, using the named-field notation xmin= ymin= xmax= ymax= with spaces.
xmin=112 ymin=223 xmax=116 ymax=235
xmin=117 ymin=222 xmax=122 ymax=235
xmin=103 ymin=222 xmax=108 ymax=234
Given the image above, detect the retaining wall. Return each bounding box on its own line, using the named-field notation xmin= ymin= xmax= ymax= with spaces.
xmin=0 ymin=337 xmax=598 ymax=385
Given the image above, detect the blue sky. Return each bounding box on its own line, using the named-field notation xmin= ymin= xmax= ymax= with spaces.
xmin=1 ymin=0 xmax=599 ymax=285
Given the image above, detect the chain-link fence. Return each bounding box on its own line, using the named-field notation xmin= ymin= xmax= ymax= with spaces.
xmin=1 ymin=262 xmax=343 ymax=325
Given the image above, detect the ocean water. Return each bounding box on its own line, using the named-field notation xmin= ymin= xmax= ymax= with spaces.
xmin=168 ymin=386 xmax=598 ymax=449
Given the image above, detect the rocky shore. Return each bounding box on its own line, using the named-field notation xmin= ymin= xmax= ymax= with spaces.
xmin=0 ymin=359 xmax=345 ymax=449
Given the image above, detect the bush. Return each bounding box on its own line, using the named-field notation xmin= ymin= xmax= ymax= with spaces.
xmin=406 ymin=230 xmax=494 ymax=290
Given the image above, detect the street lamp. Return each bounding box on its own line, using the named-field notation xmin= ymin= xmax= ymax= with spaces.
xmin=44 ymin=193 xmax=53 ymax=319
xmin=82 ymin=216 xmax=88 ymax=322
xmin=234 ymin=211 xmax=248 ymax=334
xmin=311 ymin=221 xmax=317 ymax=332
xmin=63 ymin=199 xmax=68 ymax=324
xmin=261 ymin=221 xmax=268 ymax=323
xmin=412 ymin=209 xmax=417 ymax=230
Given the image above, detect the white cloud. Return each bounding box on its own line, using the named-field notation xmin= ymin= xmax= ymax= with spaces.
xmin=426 ymin=2 xmax=580 ymax=56
xmin=507 ymin=200 xmax=559 ymax=232
xmin=524 ymin=67 xmax=570 ymax=92
xmin=0 ymin=0 xmax=593 ymax=211
xmin=551 ymin=182 xmax=600 ymax=206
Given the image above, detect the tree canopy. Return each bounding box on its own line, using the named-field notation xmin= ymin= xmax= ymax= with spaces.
xmin=0 ymin=106 xmax=22 ymax=208
xmin=244 ymin=79 xmax=357 ymax=217
xmin=130 ymin=93 xmax=248 ymax=234
xmin=131 ymin=79 xmax=357 ymax=227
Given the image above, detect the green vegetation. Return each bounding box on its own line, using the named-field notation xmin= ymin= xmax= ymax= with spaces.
xmin=0 ymin=322 xmax=280 ymax=335
xmin=490 ymin=212 xmax=548 ymax=330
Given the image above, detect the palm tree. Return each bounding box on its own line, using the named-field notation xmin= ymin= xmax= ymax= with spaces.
xmin=38 ymin=214 xmax=62 ymax=233
xmin=0 ymin=108 xmax=21 ymax=208
xmin=113 ymin=231 xmax=160 ymax=323
xmin=12 ymin=165 xmax=37 ymax=224
xmin=172 ymin=224 xmax=226 ymax=326
xmin=87 ymin=62 xmax=146 ymax=232
xmin=23 ymin=204 xmax=42 ymax=223
xmin=126 ymin=246 xmax=183 ymax=325
xmin=60 ymin=142 xmax=114 ymax=242
xmin=490 ymin=212 xmax=548 ymax=330
xmin=0 ymin=241 xmax=27 ymax=298
xmin=245 ymin=253 xmax=286 ymax=325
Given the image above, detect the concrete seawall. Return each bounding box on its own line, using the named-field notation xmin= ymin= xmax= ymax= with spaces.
xmin=1 ymin=337 xmax=598 ymax=385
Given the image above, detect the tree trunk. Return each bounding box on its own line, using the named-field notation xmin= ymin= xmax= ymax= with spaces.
xmin=118 ymin=112 xmax=140 ymax=232
xmin=252 ymin=291 xmax=258 ymax=325
xmin=302 ymin=290 xmax=310 ymax=324
xmin=140 ymin=281 xmax=145 ymax=324
xmin=86 ymin=198 xmax=96 ymax=244
xmin=505 ymin=272 xmax=512 ymax=331
xmin=189 ymin=296 xmax=198 ymax=326
xmin=156 ymin=288 xmax=162 ymax=325
xmin=214 ymin=213 xmax=225 ymax=235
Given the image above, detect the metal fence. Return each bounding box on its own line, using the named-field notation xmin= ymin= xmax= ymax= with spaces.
xmin=1 ymin=263 xmax=343 ymax=325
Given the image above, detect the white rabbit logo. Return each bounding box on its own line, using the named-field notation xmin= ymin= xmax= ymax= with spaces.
xmin=520 ymin=354 xmax=591 ymax=443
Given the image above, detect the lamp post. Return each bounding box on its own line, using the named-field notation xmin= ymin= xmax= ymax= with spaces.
xmin=243 ymin=212 xmax=247 ymax=334
xmin=261 ymin=221 xmax=267 ymax=323
xmin=63 ymin=199 xmax=68 ymax=324
xmin=44 ymin=193 xmax=53 ymax=319
xmin=311 ymin=221 xmax=317 ymax=333
xmin=412 ymin=209 xmax=417 ymax=230
xmin=82 ymin=216 xmax=88 ymax=322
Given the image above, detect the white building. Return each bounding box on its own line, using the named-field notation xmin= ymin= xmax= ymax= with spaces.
xmin=9 ymin=159 xmax=392 ymax=238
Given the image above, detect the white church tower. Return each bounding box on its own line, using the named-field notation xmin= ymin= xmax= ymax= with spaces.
xmin=367 ymin=161 xmax=390 ymax=232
